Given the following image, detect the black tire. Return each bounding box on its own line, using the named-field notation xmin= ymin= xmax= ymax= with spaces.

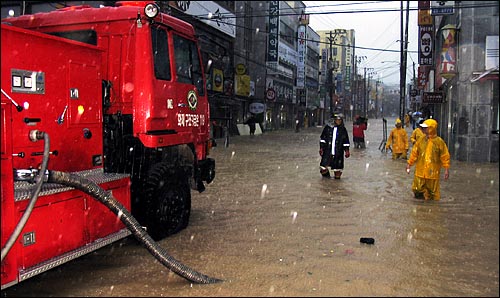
xmin=143 ymin=162 xmax=191 ymax=240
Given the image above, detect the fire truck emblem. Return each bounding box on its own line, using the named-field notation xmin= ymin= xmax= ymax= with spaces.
xmin=187 ymin=90 xmax=198 ymax=111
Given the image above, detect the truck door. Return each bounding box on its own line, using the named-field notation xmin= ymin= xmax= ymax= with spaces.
xmin=172 ymin=33 xmax=207 ymax=138
xmin=150 ymin=27 xmax=207 ymax=142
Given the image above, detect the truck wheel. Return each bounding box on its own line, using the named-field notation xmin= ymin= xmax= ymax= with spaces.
xmin=143 ymin=162 xmax=191 ymax=240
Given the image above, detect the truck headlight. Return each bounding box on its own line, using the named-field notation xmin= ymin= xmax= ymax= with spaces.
xmin=144 ymin=3 xmax=159 ymax=18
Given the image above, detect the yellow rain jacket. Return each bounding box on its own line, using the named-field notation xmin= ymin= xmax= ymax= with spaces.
xmin=386 ymin=119 xmax=409 ymax=154
xmin=410 ymin=127 xmax=425 ymax=145
xmin=408 ymin=119 xmax=450 ymax=179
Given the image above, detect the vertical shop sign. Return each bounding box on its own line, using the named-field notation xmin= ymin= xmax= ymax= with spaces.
xmin=344 ymin=66 xmax=351 ymax=91
xmin=321 ymin=48 xmax=328 ymax=83
xmin=297 ymin=25 xmax=306 ymax=89
xmin=417 ymin=66 xmax=431 ymax=90
xmin=419 ymin=25 xmax=434 ymax=65
xmin=267 ymin=1 xmax=279 ymax=73
xmin=418 ymin=1 xmax=432 ymax=25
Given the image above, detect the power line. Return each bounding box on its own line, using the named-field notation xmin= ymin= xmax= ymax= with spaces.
xmin=192 ymin=1 xmax=497 ymax=55
xmin=197 ymin=2 xmax=498 ymax=19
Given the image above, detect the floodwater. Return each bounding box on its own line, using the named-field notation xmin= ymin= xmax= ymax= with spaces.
xmin=2 ymin=118 xmax=499 ymax=297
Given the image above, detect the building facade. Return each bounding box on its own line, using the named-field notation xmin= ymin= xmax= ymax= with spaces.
xmin=417 ymin=1 xmax=499 ymax=162
xmin=317 ymin=29 xmax=355 ymax=121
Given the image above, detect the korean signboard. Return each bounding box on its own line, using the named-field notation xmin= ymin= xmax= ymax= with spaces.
xmin=417 ymin=66 xmax=431 ymax=90
xmin=419 ymin=25 xmax=434 ymax=66
xmin=296 ymin=25 xmax=306 ymax=89
xmin=423 ymin=92 xmax=445 ymax=104
xmin=431 ymin=1 xmax=455 ymax=15
xmin=418 ymin=1 xmax=432 ymax=25
xmin=267 ymin=1 xmax=279 ymax=71
xmin=169 ymin=1 xmax=236 ymax=37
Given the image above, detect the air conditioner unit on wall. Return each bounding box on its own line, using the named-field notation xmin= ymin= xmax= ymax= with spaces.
xmin=485 ymin=35 xmax=499 ymax=70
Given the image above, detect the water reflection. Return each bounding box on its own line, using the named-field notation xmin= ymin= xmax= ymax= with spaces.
xmin=2 ymin=120 xmax=498 ymax=297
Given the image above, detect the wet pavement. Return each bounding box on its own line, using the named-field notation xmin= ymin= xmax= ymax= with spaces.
xmin=2 ymin=118 xmax=499 ymax=297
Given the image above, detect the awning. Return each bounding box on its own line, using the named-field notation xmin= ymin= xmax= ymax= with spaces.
xmin=470 ymin=67 xmax=499 ymax=82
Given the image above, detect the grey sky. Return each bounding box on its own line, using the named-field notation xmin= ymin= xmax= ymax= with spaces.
xmin=304 ymin=1 xmax=419 ymax=86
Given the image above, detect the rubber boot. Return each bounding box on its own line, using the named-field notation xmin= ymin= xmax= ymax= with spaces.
xmin=320 ymin=167 xmax=330 ymax=178
xmin=333 ymin=170 xmax=342 ymax=179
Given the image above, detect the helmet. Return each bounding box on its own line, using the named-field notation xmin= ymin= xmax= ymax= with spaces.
xmin=334 ymin=113 xmax=344 ymax=120
xmin=395 ymin=118 xmax=402 ymax=125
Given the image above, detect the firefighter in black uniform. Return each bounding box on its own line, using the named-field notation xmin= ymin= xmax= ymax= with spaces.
xmin=319 ymin=113 xmax=351 ymax=179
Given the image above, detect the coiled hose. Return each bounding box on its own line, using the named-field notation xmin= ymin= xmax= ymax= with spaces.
xmin=1 ymin=131 xmax=50 ymax=262
xmin=47 ymin=170 xmax=222 ymax=284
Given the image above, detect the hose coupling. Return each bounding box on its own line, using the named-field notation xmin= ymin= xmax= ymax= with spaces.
xmin=29 ymin=130 xmax=45 ymax=142
xmin=14 ymin=168 xmax=49 ymax=183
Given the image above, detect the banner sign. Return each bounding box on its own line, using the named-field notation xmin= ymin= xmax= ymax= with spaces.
xmin=249 ymin=102 xmax=265 ymax=114
xmin=431 ymin=1 xmax=455 ymax=15
xmin=419 ymin=25 xmax=434 ymax=65
xmin=417 ymin=66 xmax=431 ymax=90
xmin=235 ymin=74 xmax=251 ymax=97
xmin=169 ymin=1 xmax=236 ymax=38
xmin=423 ymin=92 xmax=445 ymax=104
xmin=296 ymin=25 xmax=307 ymax=89
xmin=418 ymin=1 xmax=432 ymax=25
xmin=267 ymin=1 xmax=279 ymax=64
xmin=213 ymin=68 xmax=223 ymax=92
xmin=321 ymin=48 xmax=328 ymax=83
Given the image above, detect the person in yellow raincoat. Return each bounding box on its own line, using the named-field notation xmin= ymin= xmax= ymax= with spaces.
xmin=406 ymin=118 xmax=450 ymax=200
xmin=386 ymin=118 xmax=409 ymax=159
xmin=410 ymin=119 xmax=426 ymax=145
xmin=404 ymin=112 xmax=411 ymax=128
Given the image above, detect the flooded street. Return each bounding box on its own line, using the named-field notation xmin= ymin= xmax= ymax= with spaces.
xmin=2 ymin=118 xmax=498 ymax=297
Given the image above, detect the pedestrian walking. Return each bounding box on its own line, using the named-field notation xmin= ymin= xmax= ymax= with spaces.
xmin=385 ymin=118 xmax=409 ymax=159
xmin=411 ymin=111 xmax=422 ymax=129
xmin=319 ymin=113 xmax=350 ymax=179
xmin=404 ymin=112 xmax=411 ymax=128
xmin=410 ymin=119 xmax=426 ymax=145
xmin=352 ymin=115 xmax=367 ymax=149
xmin=406 ymin=118 xmax=450 ymax=200
xmin=244 ymin=113 xmax=257 ymax=136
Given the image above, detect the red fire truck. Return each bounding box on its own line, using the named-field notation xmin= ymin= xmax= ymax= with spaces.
xmin=1 ymin=1 xmax=216 ymax=289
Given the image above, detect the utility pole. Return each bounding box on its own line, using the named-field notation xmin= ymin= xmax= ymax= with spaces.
xmin=399 ymin=0 xmax=410 ymax=122
xmin=375 ymin=78 xmax=380 ymax=119
xmin=326 ymin=30 xmax=345 ymax=116
xmin=353 ymin=56 xmax=365 ymax=117
xmin=364 ymin=67 xmax=367 ymax=117
xmin=412 ymin=61 xmax=417 ymax=112
xmin=353 ymin=56 xmax=357 ymax=117
xmin=363 ymin=67 xmax=374 ymax=117
xmin=327 ymin=31 xmax=335 ymax=117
